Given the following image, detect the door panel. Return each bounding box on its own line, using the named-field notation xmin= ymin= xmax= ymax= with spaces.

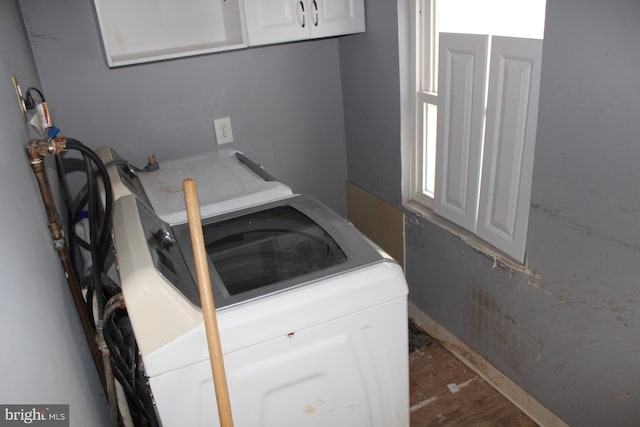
xmin=434 ymin=33 xmax=488 ymax=232
xmin=476 ymin=36 xmax=543 ymax=262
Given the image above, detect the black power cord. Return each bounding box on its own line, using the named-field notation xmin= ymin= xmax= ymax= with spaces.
xmin=24 ymin=87 xmax=46 ymax=110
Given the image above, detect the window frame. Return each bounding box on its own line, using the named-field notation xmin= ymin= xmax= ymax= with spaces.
xmin=409 ymin=0 xmax=439 ymax=209
xmin=399 ymin=0 xmax=544 ymax=266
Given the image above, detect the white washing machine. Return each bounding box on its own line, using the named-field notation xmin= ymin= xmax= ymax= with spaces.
xmin=111 ymin=191 xmax=410 ymax=426
xmin=96 ymin=145 xmax=293 ymax=224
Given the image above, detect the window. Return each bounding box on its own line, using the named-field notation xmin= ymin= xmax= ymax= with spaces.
xmin=401 ymin=0 xmax=546 ymax=263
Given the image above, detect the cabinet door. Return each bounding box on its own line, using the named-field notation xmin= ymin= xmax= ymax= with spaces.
xmin=245 ymin=0 xmax=310 ymax=46
xmin=309 ymin=0 xmax=365 ymax=38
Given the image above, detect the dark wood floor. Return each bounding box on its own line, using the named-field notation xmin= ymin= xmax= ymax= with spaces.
xmin=409 ymin=321 xmax=538 ymax=427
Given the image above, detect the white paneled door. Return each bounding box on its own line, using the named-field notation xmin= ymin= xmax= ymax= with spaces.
xmin=476 ymin=36 xmax=543 ymax=262
xmin=434 ymin=33 xmax=488 ymax=232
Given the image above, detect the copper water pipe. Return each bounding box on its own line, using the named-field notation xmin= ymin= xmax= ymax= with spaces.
xmin=26 ymin=138 xmax=106 ymax=391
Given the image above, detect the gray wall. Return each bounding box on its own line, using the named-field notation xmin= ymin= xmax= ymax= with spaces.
xmin=0 ymin=1 xmax=109 ymax=424
xmin=339 ymin=0 xmax=403 ymax=206
xmin=340 ymin=0 xmax=640 ymax=425
xmin=19 ymin=0 xmax=348 ymax=215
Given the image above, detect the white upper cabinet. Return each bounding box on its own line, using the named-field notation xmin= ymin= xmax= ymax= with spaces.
xmin=244 ymin=0 xmax=365 ymax=46
xmin=93 ymin=0 xmax=365 ymax=67
xmin=93 ymin=0 xmax=248 ymax=67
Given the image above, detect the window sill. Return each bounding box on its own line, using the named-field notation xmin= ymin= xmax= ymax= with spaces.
xmin=403 ymin=200 xmax=537 ymax=278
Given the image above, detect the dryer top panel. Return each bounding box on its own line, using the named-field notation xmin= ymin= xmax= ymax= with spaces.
xmin=138 ymin=149 xmax=293 ymax=224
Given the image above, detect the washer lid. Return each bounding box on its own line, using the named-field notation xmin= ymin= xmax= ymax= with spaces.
xmin=139 ymin=149 xmax=292 ymax=224
xmin=171 ymin=194 xmax=391 ymax=309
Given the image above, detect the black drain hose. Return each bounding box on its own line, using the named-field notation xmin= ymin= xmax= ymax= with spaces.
xmin=64 ymin=138 xmax=114 ymax=265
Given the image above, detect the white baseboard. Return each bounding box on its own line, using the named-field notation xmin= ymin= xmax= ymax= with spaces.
xmin=408 ymin=301 xmax=568 ymax=427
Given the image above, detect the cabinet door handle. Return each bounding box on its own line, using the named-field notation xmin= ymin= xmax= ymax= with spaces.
xmin=312 ymin=0 xmax=319 ymax=26
xmin=299 ymin=1 xmax=306 ymax=28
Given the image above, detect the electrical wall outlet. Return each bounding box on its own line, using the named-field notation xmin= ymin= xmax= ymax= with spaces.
xmin=214 ymin=117 xmax=234 ymax=144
